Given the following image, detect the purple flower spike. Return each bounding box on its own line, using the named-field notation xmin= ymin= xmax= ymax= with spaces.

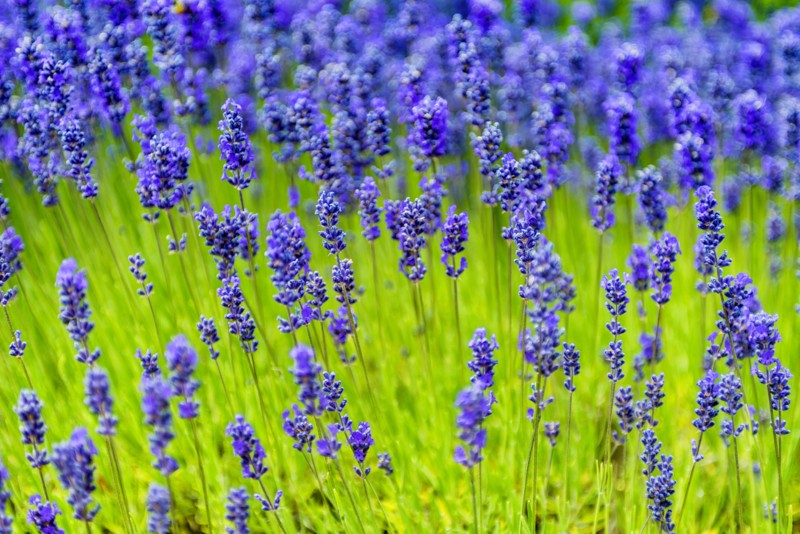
xmin=52 ymin=428 xmax=99 ymax=522
xmin=441 ymin=206 xmax=469 ymax=279
xmin=27 ymin=495 xmax=64 ymax=534
xmin=165 ymin=335 xmax=200 ymax=419
xmin=219 ymin=99 xmax=256 ymax=191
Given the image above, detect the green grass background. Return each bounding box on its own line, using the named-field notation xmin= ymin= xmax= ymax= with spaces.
xmin=0 ymin=118 xmax=798 ymax=534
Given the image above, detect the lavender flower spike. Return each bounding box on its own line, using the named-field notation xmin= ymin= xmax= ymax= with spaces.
xmin=165 ymin=334 xmax=201 ymax=419
xmin=52 ymin=428 xmax=99 ymax=523
xmin=219 ymin=99 xmax=256 ymax=191
xmin=441 ymin=206 xmax=469 ymax=279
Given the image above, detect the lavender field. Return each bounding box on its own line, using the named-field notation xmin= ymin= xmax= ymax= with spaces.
xmin=0 ymin=0 xmax=798 ymax=532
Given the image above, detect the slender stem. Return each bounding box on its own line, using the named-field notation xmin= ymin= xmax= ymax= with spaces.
xmin=190 ymin=419 xmax=213 ymax=532
xmin=530 ymin=375 xmax=546 ymax=534
xmin=561 ymin=391 xmax=574 ymax=529
xmin=730 ymin=431 xmax=743 ymax=533
xmin=214 ymin=359 xmax=235 ymax=417
xmin=676 ymin=433 xmax=704 ymax=528
xmin=470 ymin=467 xmax=480 ymax=534
xmin=452 ymin=256 xmax=462 ymax=347
xmin=107 ymin=437 xmax=135 ymax=534
xmin=257 ymin=478 xmax=289 ymax=534
xmin=334 ymin=460 xmax=366 ymax=534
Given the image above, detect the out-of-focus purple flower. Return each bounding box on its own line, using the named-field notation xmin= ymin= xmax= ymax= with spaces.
xmin=733 ymin=89 xmax=774 ymax=154
xmin=15 ymin=389 xmax=49 ymax=469
xmin=141 ymin=375 xmax=178 ymax=477
xmin=226 ymin=415 xmax=269 ymax=480
xmin=453 ymin=385 xmax=494 ymax=468
xmin=467 ymin=328 xmax=498 ymax=390
xmin=52 ymin=428 xmax=99 ymax=523
xmin=128 ymin=253 xmax=154 ymax=297
xmin=355 ymin=177 xmax=382 ymax=242
xmin=0 ymin=454 xmax=11 ymax=532
xmin=650 ymin=233 xmax=681 ymax=305
xmin=410 ymin=95 xmax=447 ymax=160
xmin=441 ymin=206 xmax=469 ymax=279
xmin=225 ymin=487 xmax=250 ymax=534
xmin=282 ymin=405 xmax=315 ymax=454
xmin=675 ymin=131 xmax=714 ymax=191
xmin=591 ymin=155 xmax=622 ymax=232
xmin=146 ymin=483 xmax=171 ymax=534
xmin=637 ymin=166 xmax=668 ymax=234
xmin=56 ymin=258 xmax=99 ymax=365
xmin=27 ymin=495 xmax=64 ymax=534
xmin=84 ymin=367 xmax=117 ymax=437
xmin=627 ymin=245 xmax=653 ymax=293
xmin=289 ymin=344 xmax=325 ymax=417
xmin=58 ymin=118 xmax=97 ymax=199
xmin=165 ymin=335 xmax=200 ymax=419
xmin=615 ymin=43 xmax=642 ymax=92
xmin=197 ymin=316 xmax=220 ymax=360
xmin=605 ymin=92 xmax=640 ymax=166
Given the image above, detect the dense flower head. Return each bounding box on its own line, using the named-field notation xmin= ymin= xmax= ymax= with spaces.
xmin=84 ymin=367 xmax=117 ymax=436
xmin=266 ymin=210 xmax=310 ymax=309
xmin=219 ymin=99 xmax=256 ymax=190
xmin=675 ymin=131 xmax=714 ymax=191
xmin=397 ymin=197 xmax=429 ymax=281
xmin=467 ymin=328 xmax=499 ymax=390
xmin=544 ymin=422 xmax=560 ymax=447
xmin=355 ymin=177 xmax=382 ymax=241
xmin=366 ymin=98 xmax=391 ymax=157
xmin=197 ymin=316 xmax=220 ymax=360
xmin=146 ymin=483 xmax=171 ymax=534
xmin=134 ymin=122 xmax=192 ymax=216
xmin=282 ymin=405 xmax=315 ymax=454
xmin=15 ymin=389 xmax=49 ymax=469
xmin=411 ymin=95 xmax=448 ymax=160
xmin=615 ymin=42 xmax=642 ymax=91
xmin=165 ymin=335 xmax=200 ymax=419
xmin=58 ymin=118 xmax=97 ymax=199
xmin=453 ymin=385 xmax=494 ymax=469
xmin=289 ymin=344 xmax=325 ymax=416
xmin=225 ymin=487 xmax=250 ymax=534
xmin=719 ymin=373 xmax=747 ymax=441
xmin=602 ymin=269 xmax=628 ymax=382
xmin=733 ymin=89 xmax=774 ymax=154
xmin=141 ymin=375 xmax=178 ymax=477
xmin=441 ymin=206 xmax=469 ymax=279
xmin=613 ymin=386 xmax=636 ymax=442
xmin=315 ymin=190 xmax=347 ymax=255
xmin=227 ymin=415 xmax=269 ymax=480
xmin=627 ymin=245 xmax=653 ymax=293
xmin=640 ymin=430 xmax=676 ymax=532
xmin=605 ymin=92 xmax=640 ymax=166
xmin=350 ymin=421 xmax=375 ymax=471
xmin=591 ymin=154 xmax=622 ymax=232
xmin=27 ymin=495 xmax=64 ymax=534
xmin=52 ymin=428 xmax=99 ymax=522
xmin=332 ymin=258 xmax=357 ymax=306
xmin=650 ymin=233 xmax=681 ymax=305
xmin=472 ymin=121 xmax=503 ymax=176
xmin=692 ymin=371 xmax=720 ymax=435
xmin=747 ymin=312 xmax=781 ymax=365
xmin=636 ymin=166 xmax=668 ymax=234
xmin=218 ymin=275 xmax=258 ymax=354
xmin=56 ymin=258 xmax=98 ymax=364
xmin=9 ymin=330 xmax=26 ymax=358
xmin=136 ymin=349 xmax=161 ymax=378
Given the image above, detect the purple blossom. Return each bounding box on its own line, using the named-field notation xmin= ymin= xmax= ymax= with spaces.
xmin=441 ymin=206 xmax=469 ymax=278
xmin=165 ymin=335 xmax=200 ymax=419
